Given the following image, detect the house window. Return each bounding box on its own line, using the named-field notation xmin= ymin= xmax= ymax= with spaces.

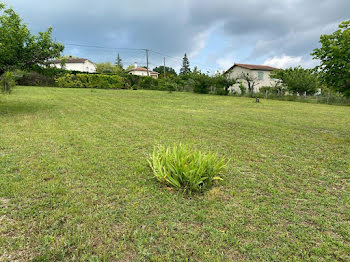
xmin=258 ymin=71 xmax=264 ymax=80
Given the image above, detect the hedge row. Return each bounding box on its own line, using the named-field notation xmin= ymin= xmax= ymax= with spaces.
xmin=17 ymin=71 xmax=57 ymax=87
xmin=54 ymin=73 xmax=234 ymax=95
xmin=55 ymin=74 xmax=125 ymax=89
xmin=55 ymin=73 xmax=170 ymax=91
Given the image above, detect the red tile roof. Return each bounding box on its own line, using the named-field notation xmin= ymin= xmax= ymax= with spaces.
xmin=128 ymin=67 xmax=159 ymax=75
xmin=225 ymin=63 xmax=279 ymax=74
xmin=235 ymin=63 xmax=278 ymax=70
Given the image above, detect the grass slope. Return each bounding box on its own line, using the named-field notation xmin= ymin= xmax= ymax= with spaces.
xmin=0 ymin=86 xmax=350 ymax=261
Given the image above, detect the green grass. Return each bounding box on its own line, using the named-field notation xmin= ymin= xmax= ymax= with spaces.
xmin=0 ymin=86 xmax=349 ymax=261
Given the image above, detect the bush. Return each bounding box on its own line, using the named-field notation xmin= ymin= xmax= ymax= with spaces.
xmin=17 ymin=71 xmax=57 ymax=87
xmin=55 ymin=74 xmax=124 ymax=89
xmin=158 ymin=78 xmax=176 ymax=92
xmin=238 ymin=82 xmax=246 ymax=95
xmin=192 ymin=73 xmax=212 ymax=94
xmin=259 ymin=86 xmax=273 ymax=94
xmin=270 ymin=67 xmax=319 ymax=95
xmin=0 ymin=71 xmax=16 ymax=93
xmin=148 ymin=144 xmax=226 ymax=192
xmin=138 ymin=76 xmax=158 ymax=90
xmin=212 ymin=75 xmax=235 ymax=95
xmin=124 ymin=74 xmax=140 ymax=88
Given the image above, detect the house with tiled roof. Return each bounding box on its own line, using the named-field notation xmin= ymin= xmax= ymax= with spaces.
xmin=225 ymin=63 xmax=279 ymax=93
xmin=127 ymin=63 xmax=159 ymax=79
xmin=50 ymin=56 xmax=97 ymax=73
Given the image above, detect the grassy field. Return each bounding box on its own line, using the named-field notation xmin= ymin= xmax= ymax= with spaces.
xmin=0 ymin=86 xmax=349 ymax=261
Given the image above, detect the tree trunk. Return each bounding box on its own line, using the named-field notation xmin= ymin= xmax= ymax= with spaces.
xmin=249 ymin=83 xmax=254 ymax=98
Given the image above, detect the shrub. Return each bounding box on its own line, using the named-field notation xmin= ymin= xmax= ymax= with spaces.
xmin=192 ymin=73 xmax=212 ymax=94
xmin=182 ymin=78 xmax=194 ymax=92
xmin=259 ymin=86 xmax=273 ymax=94
xmin=158 ymin=78 xmax=176 ymax=92
xmin=17 ymin=71 xmax=57 ymax=87
xmin=138 ymin=76 xmax=158 ymax=90
xmin=238 ymin=82 xmax=246 ymax=95
xmin=148 ymin=144 xmax=226 ymax=192
xmin=0 ymin=71 xmax=16 ymax=93
xmin=124 ymin=74 xmax=141 ymax=87
xmin=55 ymin=74 xmax=80 ymax=88
xmin=55 ymin=73 xmax=124 ymax=89
xmin=212 ymin=75 xmax=235 ymax=95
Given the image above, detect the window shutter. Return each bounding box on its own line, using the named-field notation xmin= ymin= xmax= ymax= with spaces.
xmin=258 ymin=72 xmax=264 ymax=80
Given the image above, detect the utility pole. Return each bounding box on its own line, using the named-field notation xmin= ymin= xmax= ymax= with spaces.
xmin=163 ymin=57 xmax=166 ymax=79
xmin=145 ymin=49 xmax=149 ymax=76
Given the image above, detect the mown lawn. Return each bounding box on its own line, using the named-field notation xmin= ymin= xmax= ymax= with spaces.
xmin=0 ymin=86 xmax=349 ymax=261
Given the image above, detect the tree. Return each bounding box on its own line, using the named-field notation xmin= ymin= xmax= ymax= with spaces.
xmin=180 ymin=53 xmax=191 ymax=75
xmin=312 ymin=20 xmax=350 ymax=97
xmin=270 ymin=67 xmax=318 ymax=95
xmin=191 ymin=73 xmax=212 ymax=94
xmin=192 ymin=66 xmax=201 ymax=75
xmin=0 ymin=71 xmax=16 ymax=93
xmin=0 ymin=3 xmax=64 ymax=75
xmin=96 ymin=62 xmax=114 ymax=73
xmin=212 ymin=74 xmax=235 ymax=95
xmin=152 ymin=66 xmax=177 ymax=78
xmin=96 ymin=61 xmax=125 ymax=74
xmin=239 ymin=72 xmax=257 ymax=97
xmin=126 ymin=64 xmax=135 ymax=71
xmin=115 ymin=53 xmax=123 ymax=69
xmin=96 ymin=62 xmax=122 ymax=74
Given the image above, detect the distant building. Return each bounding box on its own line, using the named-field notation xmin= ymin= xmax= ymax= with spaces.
xmin=127 ymin=63 xmax=159 ymax=79
xmin=50 ymin=56 xmax=97 ymax=73
xmin=225 ymin=63 xmax=279 ymax=93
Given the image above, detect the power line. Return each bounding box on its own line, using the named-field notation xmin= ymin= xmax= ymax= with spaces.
xmin=62 ymin=42 xmax=223 ymax=72
xmin=149 ymin=49 xmax=222 ymax=71
xmin=64 ymin=42 xmax=145 ymax=51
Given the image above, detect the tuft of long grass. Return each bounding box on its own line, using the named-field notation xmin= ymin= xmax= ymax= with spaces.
xmin=148 ymin=144 xmax=227 ymax=192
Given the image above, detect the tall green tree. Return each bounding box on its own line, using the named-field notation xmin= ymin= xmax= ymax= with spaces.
xmin=115 ymin=53 xmax=123 ymax=69
xmin=180 ymin=53 xmax=191 ymax=75
xmin=270 ymin=67 xmax=318 ymax=95
xmin=312 ymin=20 xmax=350 ymax=97
xmin=0 ymin=2 xmax=64 ymax=75
xmin=153 ymin=66 xmax=177 ymax=78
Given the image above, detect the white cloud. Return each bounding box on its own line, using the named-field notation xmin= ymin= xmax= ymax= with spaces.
xmin=188 ymin=31 xmax=210 ymax=59
xmin=216 ymin=55 xmax=235 ymax=71
xmin=263 ymin=54 xmax=319 ymax=69
xmin=188 ymin=21 xmax=225 ymax=59
xmin=5 ymin=0 xmax=347 ymax=72
xmin=264 ymin=55 xmax=302 ymax=68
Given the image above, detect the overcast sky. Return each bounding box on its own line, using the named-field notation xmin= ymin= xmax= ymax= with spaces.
xmin=4 ymin=0 xmax=350 ymax=73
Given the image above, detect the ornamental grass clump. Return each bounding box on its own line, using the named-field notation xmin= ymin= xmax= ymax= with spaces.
xmin=148 ymin=144 xmax=227 ymax=192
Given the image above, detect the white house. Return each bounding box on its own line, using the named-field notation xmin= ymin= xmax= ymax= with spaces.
xmin=225 ymin=63 xmax=279 ymax=93
xmin=50 ymin=56 xmax=97 ymax=73
xmin=127 ymin=63 xmax=159 ymax=79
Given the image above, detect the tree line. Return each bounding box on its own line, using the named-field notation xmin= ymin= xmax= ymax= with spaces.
xmin=95 ymin=52 xmax=189 ymax=79
xmin=1 ymin=1 xmax=349 ymax=100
